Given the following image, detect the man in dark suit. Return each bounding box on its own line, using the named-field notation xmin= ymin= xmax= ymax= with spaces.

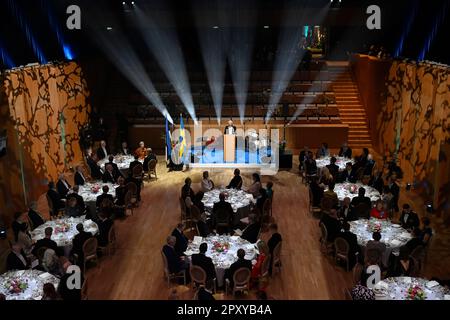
xmin=227 ymin=168 xmax=243 ymax=189
xmin=96 ymin=212 xmax=113 ymax=247
xmin=120 ymin=141 xmax=130 ymax=155
xmin=339 ymin=197 xmax=357 ymax=222
xmin=47 ymin=181 xmax=65 ymax=214
xmin=240 ymin=214 xmax=261 ymax=244
xmin=86 ymin=154 xmax=103 ymax=180
xmin=162 ymin=236 xmax=189 ymax=275
xmin=304 ymin=151 xmax=318 ymax=176
xmin=128 ymin=155 xmax=142 ymax=174
xmin=298 ymin=146 xmax=309 ymax=171
xmin=197 ymin=283 xmax=215 ymax=300
xmin=212 ymin=192 xmax=234 ymax=233
xmin=74 ymin=166 xmax=87 ymax=186
xmin=338 ymin=142 xmax=352 ymax=159
xmin=399 ymin=204 xmax=420 ymax=231
xmin=96 ymin=140 xmax=109 ymax=160
xmin=337 ymin=222 xmax=360 ymax=267
xmin=350 ymin=187 xmax=372 ymax=209
xmin=67 ymin=186 xmax=86 ymax=213
xmin=405 ymin=228 xmax=424 ymax=254
xmin=56 ymin=174 xmax=71 ymax=198
xmin=28 ymin=202 xmax=45 ymax=229
xmin=104 ymin=155 xmax=121 ymax=177
xmin=171 ymin=223 xmax=189 ymax=256
xmin=114 ymin=176 xmax=127 ymax=206
xmin=326 ymin=157 xmax=340 ymax=181
xmin=224 ymin=249 xmax=252 ymax=287
xmin=71 ymin=223 xmax=93 ymax=262
xmin=57 ymin=261 xmax=84 ymax=300
xmin=7 ymin=243 xmax=28 ymax=271
xmin=339 ymin=162 xmax=357 ymax=183
xmin=387 ymin=176 xmax=400 ymax=212
xmin=310 ymin=176 xmax=324 ymax=207
xmin=102 ymin=164 xmax=119 ymax=184
xmin=32 ymin=227 xmax=60 ymax=256
xmin=96 ymin=185 xmax=114 ymax=209
xmin=191 ymin=243 xmax=216 ymax=281
xmin=320 ymin=209 xmax=342 ymax=242
xmin=143 ymin=148 xmax=157 ymax=171
xmin=224 ymin=119 xmax=237 ymax=135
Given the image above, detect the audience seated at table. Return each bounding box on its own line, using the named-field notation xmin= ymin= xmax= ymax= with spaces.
xmin=339 ymin=162 xmax=357 ymax=183
xmin=320 ymin=208 xmax=342 ymax=242
xmin=387 ymin=246 xmax=416 ymax=277
xmin=96 ymin=185 xmax=114 ymax=209
xmin=192 ymin=191 xmax=205 ymax=213
xmin=224 ymin=249 xmax=252 ymax=288
xmin=338 ymin=142 xmax=352 ymax=159
xmin=162 ymin=236 xmax=190 ymax=279
xmin=212 ymin=192 xmax=233 ymax=234
xmin=201 ymin=171 xmax=214 ymax=192
xmin=309 ymin=176 xmax=323 ymax=207
xmin=12 ymin=212 xmax=29 ymax=242
xmin=114 ymin=176 xmax=127 ymax=206
xmin=227 ymin=168 xmax=243 ymax=189
xmin=326 ymin=157 xmax=339 ymax=181
xmin=65 ymin=197 xmax=83 ymax=218
xmin=41 ymin=283 xmax=61 ymax=300
xmin=103 ymin=164 xmax=120 ymax=184
xmin=404 ymin=228 xmax=424 ymax=254
xmin=322 ymin=182 xmax=339 ymax=209
xmin=181 ymin=177 xmax=195 ymax=200
xmin=143 ymin=148 xmax=157 ymax=170
xmin=251 ymin=240 xmax=270 ymax=284
xmin=195 ymin=213 xmax=210 ymax=238
xmin=16 ymin=223 xmax=33 ymax=256
xmin=267 ymin=224 xmax=282 ymax=276
xmin=369 ymin=170 xmax=384 ymax=194
xmin=128 ymin=154 xmax=142 ymax=174
xmin=240 ymin=214 xmax=261 ymax=244
xmin=298 ymin=146 xmax=309 ymax=172
xmin=316 ymin=142 xmax=330 ymax=158
xmin=319 ymin=167 xmax=334 ymax=186
xmin=365 ymin=232 xmax=386 ymax=263
xmin=58 ymin=260 xmax=84 ymax=300
xmin=350 ymin=187 xmax=371 ymax=209
xmin=120 ymin=141 xmax=130 ymax=156
xmin=338 ymin=197 xmax=356 ymax=222
xmin=104 ymin=155 xmax=121 ymax=177
xmin=370 ymin=200 xmax=388 ymax=219
xmin=191 ymin=242 xmax=216 ymax=281
xmin=247 ymin=173 xmax=262 ymax=198
xmin=71 ymin=223 xmax=93 ymax=263
xmin=96 ymin=140 xmax=109 ymax=160
xmin=85 ymin=153 xmax=103 ymax=180
xmin=56 ymin=173 xmax=71 ymax=198
xmin=338 ymin=222 xmax=361 ymax=268
xmin=399 ymin=204 xmax=419 ymax=231
xmin=27 ymin=202 xmax=45 ymax=230
xmin=40 ymin=248 xmax=64 ymax=277
xmin=171 ymin=223 xmax=189 ymax=256
xmin=67 ymin=186 xmax=86 ymax=214
xmin=32 ymin=227 xmax=61 ymax=257
xmin=304 ymin=151 xmax=318 ymax=176
xmin=135 ymin=141 xmax=147 ymax=160
xmin=47 ymin=181 xmax=65 ymax=213
xmin=96 ymin=211 xmax=113 ymax=247
xmin=6 ymin=242 xmax=29 ymax=271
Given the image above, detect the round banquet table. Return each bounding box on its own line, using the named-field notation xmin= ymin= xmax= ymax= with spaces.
xmin=201 ymin=188 xmax=255 ymax=225
xmin=76 ymin=181 xmax=117 ymax=217
xmin=349 ymin=219 xmax=412 ymax=266
xmin=316 ymin=156 xmax=354 ymax=171
xmin=97 ymin=155 xmax=143 ymax=176
xmin=373 ymin=277 xmax=450 ymax=300
xmin=0 ymin=269 xmax=60 ymax=300
xmin=184 ymin=235 xmax=259 ymax=287
xmin=332 ymin=182 xmax=381 ymax=202
xmin=30 ymin=215 xmax=99 ymax=256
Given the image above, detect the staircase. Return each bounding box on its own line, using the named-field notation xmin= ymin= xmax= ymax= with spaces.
xmin=328 ymin=64 xmax=372 ymax=150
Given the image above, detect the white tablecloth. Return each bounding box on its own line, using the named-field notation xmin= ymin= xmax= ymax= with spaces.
xmin=333 ymin=182 xmax=381 ymax=202
xmin=202 ymin=188 xmax=255 ymax=213
xmin=0 ymin=270 xmax=60 ymax=300
xmin=316 ymin=156 xmax=354 ymax=171
xmin=77 ymin=182 xmax=117 ymax=203
xmin=350 ymin=219 xmax=412 ymax=265
xmin=374 ymin=277 xmax=450 ymax=300
xmin=31 ymin=216 xmax=99 ymax=249
xmin=184 ymin=235 xmax=259 ymax=287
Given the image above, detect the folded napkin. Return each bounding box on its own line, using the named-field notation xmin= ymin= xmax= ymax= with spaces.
xmin=234 ymin=229 xmax=243 ymax=236
xmin=426 ymin=280 xmax=440 ymax=289
xmin=230 ymin=236 xmax=239 ymax=241
xmin=192 ymin=236 xmax=203 ymax=245
xmin=391 ymin=239 xmax=402 ymax=246
xmin=374 ymin=281 xmax=389 ymax=290
xmin=402 ymin=277 xmax=412 ymax=284
xmin=39 ymin=272 xmax=52 ymax=280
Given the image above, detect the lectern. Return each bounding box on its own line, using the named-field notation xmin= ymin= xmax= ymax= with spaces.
xmin=224 ymin=134 xmax=235 ymax=162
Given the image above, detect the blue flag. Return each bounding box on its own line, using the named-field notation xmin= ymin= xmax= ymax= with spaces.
xmin=165 ymin=116 xmax=172 ymax=156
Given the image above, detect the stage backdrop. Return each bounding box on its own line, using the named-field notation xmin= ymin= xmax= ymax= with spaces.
xmin=0 ymin=62 xmax=91 ymax=225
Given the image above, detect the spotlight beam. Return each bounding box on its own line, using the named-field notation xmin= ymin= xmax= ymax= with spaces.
xmin=134 ymin=6 xmax=197 ymax=124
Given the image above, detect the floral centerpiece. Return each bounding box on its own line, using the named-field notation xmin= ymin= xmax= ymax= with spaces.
xmin=406 ymin=285 xmax=426 ymax=300
xmin=212 ymin=241 xmax=230 ymax=254
xmin=368 ymin=221 xmax=382 ymax=233
xmin=54 ymin=222 xmax=70 ymax=234
xmin=5 ymin=279 xmax=28 ymax=294
xmin=91 ymin=184 xmax=101 ymax=193
xmin=348 ymin=184 xmax=358 ymax=194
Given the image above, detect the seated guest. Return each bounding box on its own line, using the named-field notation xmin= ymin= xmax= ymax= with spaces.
xmin=227 ymin=168 xmax=243 ymax=189
xmin=197 ymin=281 xmax=215 ymax=301
xmin=224 ymin=249 xmax=252 ymax=287
xmin=339 ymin=197 xmax=356 ymax=222
xmin=42 ymin=283 xmax=60 ymax=301
xmin=128 ymin=154 xmax=142 ymax=175
xmin=96 ymin=140 xmax=109 ymax=160
xmin=135 ymin=141 xmax=147 ymax=160
xmin=56 ymin=173 xmax=71 ymax=198
xmin=74 ymin=166 xmax=87 ymax=186
xmin=7 ymin=242 xmax=28 ymax=270
xmin=370 ymin=200 xmax=388 ymax=220
xmin=351 ymin=187 xmax=372 ymax=209
xmin=366 ymin=232 xmax=387 ymax=261
xmin=96 ymin=212 xmax=113 ymax=247
xmin=12 ymin=211 xmax=29 ymax=242
xmin=256 ymin=188 xmax=268 ymax=213
xmin=267 ymin=224 xmax=282 ymax=275
xmin=420 ymin=217 xmax=433 ymax=245
xmin=120 ymin=141 xmax=130 ymax=156
xmin=319 ymin=167 xmax=334 ymax=187
xmin=171 ymin=223 xmax=189 ymax=256
xmin=326 ymin=157 xmax=340 ymax=180
xmin=212 ymin=193 xmax=233 ymax=233
xmin=142 ymin=148 xmax=157 ymax=171
xmin=339 ymin=162 xmax=357 ymax=183
xmin=361 ymin=175 xmax=371 ymax=186
xmin=28 ymin=202 xmax=45 ymax=229
xmin=364 ymin=154 xmax=376 ymax=176
xmin=356 ymin=148 xmax=370 ymax=169
xmin=85 ymin=153 xmax=102 ymax=180
xmin=323 ymin=183 xmax=339 ymax=209
xmin=320 ymin=208 xmax=342 ymax=242
xmin=338 ymin=222 xmax=360 ymax=268
xmin=240 ymin=214 xmax=261 ymax=244
xmin=58 ymin=261 xmax=83 ymax=300
xmin=17 ymin=223 xmax=33 ymax=256
xmin=71 ymin=223 xmax=93 ymax=263
xmin=196 ymin=213 xmax=210 ymax=238
xmin=102 ymin=163 xmax=119 ymax=184
xmin=162 ymin=236 xmax=189 ymax=276
xmin=370 ymin=170 xmax=384 ymax=194
xmin=41 ymin=249 xmax=63 ymax=277
xmin=181 ymin=177 xmax=195 ymax=200
xmin=387 ymin=246 xmax=416 ymax=277
xmin=386 ymin=175 xmax=400 ymax=212
xmin=201 ymin=171 xmax=214 ymax=192
xmin=304 ymin=151 xmax=318 ymax=176
xmin=251 ymin=240 xmax=270 ymax=281
xmin=67 ymin=185 xmax=86 ymax=213
xmin=266 ymin=181 xmax=274 ymax=200
xmin=247 ymin=173 xmax=262 ymax=198
xmin=351 ymin=283 xmax=375 ymax=300
xmin=338 ymin=142 xmax=352 ymax=159
xmin=114 ymin=176 xmax=127 ymax=206
xmin=192 ymin=191 xmax=205 ymax=213
xmin=399 ymin=204 xmax=420 ymax=231
xmin=96 ymin=185 xmax=114 ymax=209
xmin=310 ymin=176 xmax=324 ymax=207
xmin=316 ymin=142 xmax=330 ymax=158
xmin=105 ymin=155 xmax=121 ymax=176
xmin=298 ymin=146 xmax=309 ymax=171
xmin=405 ymin=228 xmax=424 ymax=254
xmin=191 ymin=243 xmax=216 ymax=281
xmin=32 ymin=227 xmax=60 ymax=257
xmin=47 ymin=181 xmax=65 ymax=213
xmin=65 ymin=197 xmax=83 ymax=218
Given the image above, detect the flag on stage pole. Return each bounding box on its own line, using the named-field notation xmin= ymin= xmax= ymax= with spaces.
xmin=179 ymin=114 xmax=186 ymax=159
xmin=165 ymin=116 xmax=172 ymax=158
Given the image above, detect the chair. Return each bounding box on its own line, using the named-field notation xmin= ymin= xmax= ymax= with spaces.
xmin=309 ymin=187 xmax=321 ymax=217
xmin=215 ymin=208 xmax=231 ymax=234
xmin=319 ymin=222 xmax=333 ymax=254
xmin=146 ymin=159 xmax=157 ymax=180
xmin=161 ymin=250 xmax=186 ymax=287
xmin=82 ymin=237 xmax=98 ymax=272
xmin=271 ymin=242 xmax=282 ymax=275
xmin=81 ymin=277 xmax=88 ymax=300
xmin=334 ymin=237 xmax=350 ymax=271
xmin=190 ymin=265 xmax=207 ymax=288
xmin=98 ymin=226 xmax=116 ymax=256
xmin=125 ymin=182 xmax=138 ymax=197
xmin=132 ymin=163 xmax=144 ymax=180
xmin=124 ymin=190 xmax=136 ymax=215
xmin=225 ymin=267 xmax=251 ymax=296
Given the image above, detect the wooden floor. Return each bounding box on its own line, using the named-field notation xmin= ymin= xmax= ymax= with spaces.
xmin=84 ymin=160 xmax=354 ymax=300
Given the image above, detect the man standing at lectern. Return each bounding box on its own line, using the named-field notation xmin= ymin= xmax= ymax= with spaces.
xmin=224 ymin=119 xmax=237 ymax=135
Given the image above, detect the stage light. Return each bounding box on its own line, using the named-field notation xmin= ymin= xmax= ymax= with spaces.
xmin=426 ymin=204 xmax=433 ymax=213
xmin=122 ymin=1 xmax=125 ymax=4
xmin=213 ymin=26 xmax=219 ymax=29
xmin=131 ymin=1 xmax=135 ymax=4
xmin=264 ymin=25 xmax=270 ymax=29
xmin=406 ymin=183 xmax=412 ymax=191
xmin=106 ymin=26 xmax=113 ymax=31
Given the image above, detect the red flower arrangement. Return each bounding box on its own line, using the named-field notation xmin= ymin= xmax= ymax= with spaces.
xmin=406 ymin=285 xmax=426 ymax=300
xmin=212 ymin=241 xmax=230 ymax=253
